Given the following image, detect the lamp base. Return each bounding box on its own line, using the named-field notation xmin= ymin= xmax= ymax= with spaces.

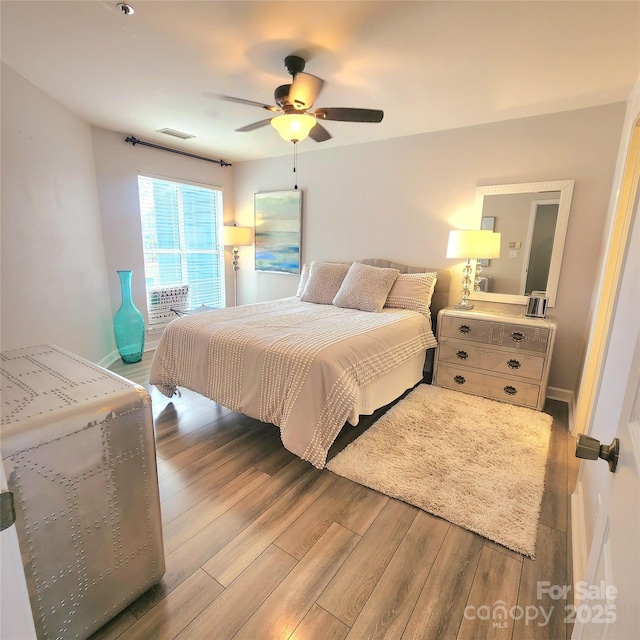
xmin=454 ymin=259 xmax=475 ymax=311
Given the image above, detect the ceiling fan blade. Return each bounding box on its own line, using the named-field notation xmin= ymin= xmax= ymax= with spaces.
xmin=220 ymin=95 xmax=280 ymax=112
xmin=309 ymin=123 xmax=332 ymax=142
xmin=235 ymin=118 xmax=273 ymax=132
xmin=289 ymin=73 xmax=324 ymax=110
xmin=314 ymin=108 xmax=384 ymax=123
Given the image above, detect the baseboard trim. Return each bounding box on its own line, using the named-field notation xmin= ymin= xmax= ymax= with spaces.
xmin=97 ymin=341 xmax=158 ymax=371
xmin=97 ymin=350 xmax=120 ymax=369
xmin=547 ymin=386 xmax=576 ymax=434
xmin=570 ymin=479 xmax=588 ymax=595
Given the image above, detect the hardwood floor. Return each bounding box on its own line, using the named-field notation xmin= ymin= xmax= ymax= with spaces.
xmin=94 ymin=351 xmax=577 ymax=640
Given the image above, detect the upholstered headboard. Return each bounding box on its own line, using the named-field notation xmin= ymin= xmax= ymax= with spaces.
xmin=359 ymin=258 xmax=451 ymax=322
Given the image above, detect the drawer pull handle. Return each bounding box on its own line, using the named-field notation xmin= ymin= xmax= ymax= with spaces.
xmin=456 ymin=350 xmax=469 ymax=360
xmin=507 ymin=359 xmax=521 ymax=369
xmin=504 ymin=385 xmax=517 ymax=396
xmin=511 ymin=331 xmax=525 ymax=342
xmin=458 ymin=324 xmax=471 ymax=335
xmin=454 ymin=375 xmax=466 ymax=385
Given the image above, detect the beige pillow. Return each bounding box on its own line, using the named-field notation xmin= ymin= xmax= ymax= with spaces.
xmin=385 ymin=272 xmax=438 ymax=316
xmin=333 ymin=262 xmax=399 ymax=312
xmin=295 ymin=263 xmax=310 ymax=297
xmin=300 ymin=261 xmax=351 ymax=304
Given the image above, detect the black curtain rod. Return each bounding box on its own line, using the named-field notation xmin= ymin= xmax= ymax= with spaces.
xmin=125 ymin=136 xmax=232 ymax=167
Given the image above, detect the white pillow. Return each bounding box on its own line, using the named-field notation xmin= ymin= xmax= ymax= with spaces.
xmin=333 ymin=262 xmax=399 ymax=312
xmin=385 ymin=272 xmax=438 ymax=316
xmin=300 ymin=261 xmax=351 ymax=304
xmin=295 ymin=263 xmax=310 ymax=297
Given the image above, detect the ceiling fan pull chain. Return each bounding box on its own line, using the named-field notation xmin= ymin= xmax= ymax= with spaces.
xmin=293 ymin=141 xmax=298 ymax=190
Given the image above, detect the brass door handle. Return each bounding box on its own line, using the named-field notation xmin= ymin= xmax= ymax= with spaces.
xmin=576 ymin=434 xmax=619 ymax=473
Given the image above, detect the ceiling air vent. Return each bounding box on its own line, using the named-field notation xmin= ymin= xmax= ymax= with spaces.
xmin=156 ymin=128 xmax=195 ymax=140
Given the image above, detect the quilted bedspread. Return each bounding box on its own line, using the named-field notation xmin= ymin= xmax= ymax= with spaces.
xmin=149 ymin=298 xmax=436 ymax=468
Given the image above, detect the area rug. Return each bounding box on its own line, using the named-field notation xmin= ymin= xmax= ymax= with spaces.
xmin=326 ymin=384 xmax=553 ymax=557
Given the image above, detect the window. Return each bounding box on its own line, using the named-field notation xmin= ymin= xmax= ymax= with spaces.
xmin=137 ymin=175 xmax=225 ymax=326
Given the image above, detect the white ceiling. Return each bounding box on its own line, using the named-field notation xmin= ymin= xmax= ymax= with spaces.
xmin=2 ymin=1 xmax=639 ymax=163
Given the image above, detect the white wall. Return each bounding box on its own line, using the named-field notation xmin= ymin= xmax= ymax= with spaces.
xmin=0 ymin=59 xmax=626 ymax=395
xmin=90 ymin=127 xmax=236 ymax=350
xmin=233 ymin=104 xmax=625 ymax=397
xmin=1 ymin=63 xmax=113 ymax=363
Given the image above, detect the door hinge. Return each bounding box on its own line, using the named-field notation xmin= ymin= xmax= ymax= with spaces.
xmin=0 ymin=491 xmax=16 ymax=531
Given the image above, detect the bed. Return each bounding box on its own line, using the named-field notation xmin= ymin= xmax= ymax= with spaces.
xmin=149 ymin=259 xmax=450 ymax=468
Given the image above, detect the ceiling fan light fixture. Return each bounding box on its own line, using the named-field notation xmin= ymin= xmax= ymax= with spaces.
xmin=271 ymin=113 xmax=316 ymax=143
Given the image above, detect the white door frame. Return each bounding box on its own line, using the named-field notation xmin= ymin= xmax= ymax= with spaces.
xmin=571 ymin=193 xmax=639 ymax=639
xmin=571 ymin=101 xmax=640 ymax=618
xmin=574 ymin=117 xmax=640 ymax=438
xmin=0 ymin=462 xmax=37 ymax=639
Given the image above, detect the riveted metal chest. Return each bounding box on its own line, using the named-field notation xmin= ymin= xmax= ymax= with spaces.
xmin=1 ymin=344 xmax=165 ymax=639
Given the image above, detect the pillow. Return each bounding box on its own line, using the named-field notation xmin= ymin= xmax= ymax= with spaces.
xmin=333 ymin=262 xmax=399 ymax=312
xmin=300 ymin=261 xmax=351 ymax=304
xmin=295 ymin=263 xmax=310 ymax=297
xmin=385 ymin=272 xmax=438 ymax=316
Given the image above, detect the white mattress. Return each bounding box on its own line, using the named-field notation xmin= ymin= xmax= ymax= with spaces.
xmin=347 ymin=350 xmax=425 ymax=425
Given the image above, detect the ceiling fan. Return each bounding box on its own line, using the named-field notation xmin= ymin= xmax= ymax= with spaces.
xmin=223 ymin=55 xmax=384 ymax=143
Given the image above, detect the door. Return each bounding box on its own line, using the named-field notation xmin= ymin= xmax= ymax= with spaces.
xmin=0 ymin=462 xmax=37 ymax=639
xmin=521 ymin=199 xmax=559 ymax=295
xmin=571 ymin=134 xmax=639 ymax=638
xmin=573 ymin=334 xmax=639 ymax=639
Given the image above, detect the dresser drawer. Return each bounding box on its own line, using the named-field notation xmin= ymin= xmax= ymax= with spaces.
xmin=436 ymin=364 xmax=541 ymax=409
xmin=440 ymin=315 xmax=550 ymax=353
xmin=437 ymin=340 xmax=546 ymax=381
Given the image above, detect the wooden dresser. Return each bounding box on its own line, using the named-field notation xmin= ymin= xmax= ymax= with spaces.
xmin=433 ymin=307 xmax=557 ymax=410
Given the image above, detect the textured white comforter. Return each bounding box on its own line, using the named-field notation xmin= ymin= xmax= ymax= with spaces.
xmin=149 ymin=297 xmax=437 ymax=467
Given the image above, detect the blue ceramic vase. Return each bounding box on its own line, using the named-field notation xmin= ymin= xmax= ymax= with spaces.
xmin=113 ymin=270 xmax=145 ymax=363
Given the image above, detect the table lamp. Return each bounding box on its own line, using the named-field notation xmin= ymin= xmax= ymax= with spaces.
xmin=446 ymin=229 xmax=501 ymax=310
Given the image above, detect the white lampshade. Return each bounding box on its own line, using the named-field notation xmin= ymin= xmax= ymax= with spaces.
xmin=446 ymin=229 xmax=501 ymax=259
xmin=222 ymin=225 xmax=252 ymax=247
xmin=271 ymin=113 xmax=317 ymax=143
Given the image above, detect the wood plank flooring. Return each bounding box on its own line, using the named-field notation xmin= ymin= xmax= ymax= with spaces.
xmin=93 ymin=351 xmax=577 ymax=640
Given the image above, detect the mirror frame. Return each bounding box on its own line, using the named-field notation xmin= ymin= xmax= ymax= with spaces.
xmin=470 ymin=179 xmax=574 ymax=307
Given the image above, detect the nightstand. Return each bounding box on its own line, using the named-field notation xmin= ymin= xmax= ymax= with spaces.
xmin=432 ymin=307 xmax=557 ymax=410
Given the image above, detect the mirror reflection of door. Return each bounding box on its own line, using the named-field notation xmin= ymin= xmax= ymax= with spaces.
xmin=521 ymin=199 xmax=559 ymax=295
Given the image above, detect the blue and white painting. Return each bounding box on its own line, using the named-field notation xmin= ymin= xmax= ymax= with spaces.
xmin=254 ymin=190 xmax=302 ymax=274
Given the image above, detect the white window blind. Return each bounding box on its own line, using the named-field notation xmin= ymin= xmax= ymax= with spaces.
xmin=137 ymin=175 xmax=225 ymax=327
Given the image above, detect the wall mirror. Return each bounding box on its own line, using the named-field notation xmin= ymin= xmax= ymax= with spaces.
xmin=470 ymin=180 xmax=574 ymax=307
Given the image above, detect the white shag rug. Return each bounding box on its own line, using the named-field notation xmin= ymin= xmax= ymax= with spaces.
xmin=327 ymin=384 xmax=552 ymax=557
